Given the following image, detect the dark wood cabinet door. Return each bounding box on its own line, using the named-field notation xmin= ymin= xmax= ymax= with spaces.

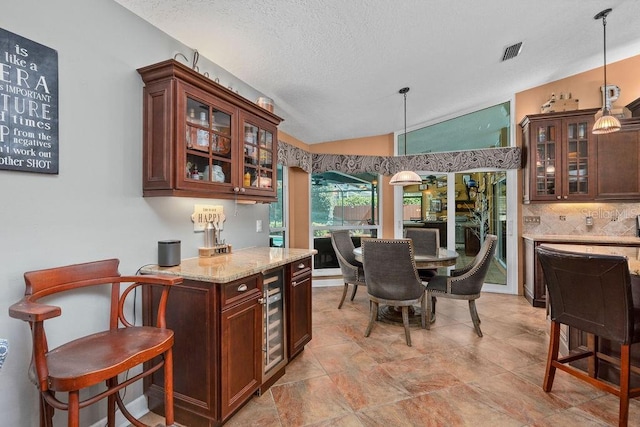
xmin=286 ymin=257 xmax=312 ymax=360
xmin=287 ymin=273 xmax=312 ymax=359
xmin=597 ymin=127 xmax=640 ymax=200
xmin=220 ymin=295 xmax=262 ymax=421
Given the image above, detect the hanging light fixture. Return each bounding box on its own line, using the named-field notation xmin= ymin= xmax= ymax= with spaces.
xmin=390 ymin=87 xmax=422 ymax=186
xmin=592 ymin=8 xmax=621 ymax=135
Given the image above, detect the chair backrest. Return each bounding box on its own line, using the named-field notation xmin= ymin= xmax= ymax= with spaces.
xmin=361 ymin=239 xmax=424 ymax=301
xmin=404 ymin=228 xmax=440 ymax=256
xmin=449 ymin=234 xmax=497 ymax=295
xmin=23 ymin=259 xmax=124 ymax=329
xmin=330 ymin=230 xmax=360 ymax=267
xmin=536 ymin=246 xmax=635 ymax=344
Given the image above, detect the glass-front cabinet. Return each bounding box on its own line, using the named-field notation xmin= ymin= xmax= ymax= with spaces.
xmin=138 ymin=59 xmax=282 ymax=202
xmin=241 ymin=112 xmax=276 ymax=197
xmin=521 ymin=109 xmax=597 ymax=203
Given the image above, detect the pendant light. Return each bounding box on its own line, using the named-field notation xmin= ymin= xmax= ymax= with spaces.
xmin=390 ymin=87 xmax=422 ymax=186
xmin=592 ymin=8 xmax=621 ymax=135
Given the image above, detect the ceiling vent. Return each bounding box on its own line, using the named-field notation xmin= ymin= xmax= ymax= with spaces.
xmin=502 ymin=42 xmax=523 ymax=61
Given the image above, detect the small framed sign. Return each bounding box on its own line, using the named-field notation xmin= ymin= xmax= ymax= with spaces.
xmin=0 ymin=28 xmax=59 ymax=174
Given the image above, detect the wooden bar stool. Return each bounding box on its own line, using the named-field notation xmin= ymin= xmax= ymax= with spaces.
xmin=537 ymin=246 xmax=640 ymax=427
xmin=9 ymin=259 xmax=182 ymax=427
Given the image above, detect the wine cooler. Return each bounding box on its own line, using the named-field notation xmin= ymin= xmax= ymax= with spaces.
xmin=260 ymin=267 xmax=287 ymax=392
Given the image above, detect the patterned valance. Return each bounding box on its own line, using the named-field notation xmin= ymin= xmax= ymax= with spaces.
xmin=278 ymin=141 xmax=522 ymax=175
xmin=277 ymin=141 xmax=312 ymax=173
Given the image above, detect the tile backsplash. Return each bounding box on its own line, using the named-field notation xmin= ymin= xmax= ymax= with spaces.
xmin=522 ymin=202 xmax=640 ymax=236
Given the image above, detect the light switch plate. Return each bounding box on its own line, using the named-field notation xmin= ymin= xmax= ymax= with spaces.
xmin=523 ymin=216 xmax=540 ymax=224
xmin=256 ymin=219 xmax=263 ymax=233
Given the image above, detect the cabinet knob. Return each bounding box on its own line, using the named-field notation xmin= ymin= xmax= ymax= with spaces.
xmin=237 ymin=284 xmax=248 ymax=292
xmin=563 ymin=195 xmax=568 ymax=199
xmin=292 ymin=281 xmax=297 ymax=286
xmin=556 ymin=196 xmax=561 ymax=199
xmin=298 ymin=263 xmax=305 ymax=269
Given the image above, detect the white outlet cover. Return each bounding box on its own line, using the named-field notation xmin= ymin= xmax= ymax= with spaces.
xmin=256 ymin=219 xmax=262 ymax=233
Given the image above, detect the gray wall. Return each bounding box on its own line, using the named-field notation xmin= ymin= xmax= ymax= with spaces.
xmin=0 ymin=1 xmax=272 ymax=425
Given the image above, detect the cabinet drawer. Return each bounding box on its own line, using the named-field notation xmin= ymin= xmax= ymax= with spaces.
xmin=221 ymin=275 xmax=261 ymax=309
xmin=289 ymin=257 xmax=311 ymax=279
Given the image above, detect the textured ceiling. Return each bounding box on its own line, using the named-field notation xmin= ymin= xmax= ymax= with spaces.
xmin=114 ymin=0 xmax=640 ymax=144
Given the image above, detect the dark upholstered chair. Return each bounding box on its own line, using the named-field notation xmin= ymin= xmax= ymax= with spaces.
xmin=536 ymin=246 xmax=640 ymax=427
xmin=331 ymin=230 xmax=366 ymax=308
xmin=425 ymin=234 xmax=497 ymax=337
xmin=361 ymin=239 xmax=426 ymax=346
xmin=9 ymin=259 xmax=182 ymax=427
xmin=404 ymin=228 xmax=440 ymax=281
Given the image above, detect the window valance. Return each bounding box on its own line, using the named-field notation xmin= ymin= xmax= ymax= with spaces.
xmin=278 ymin=141 xmax=522 ymax=175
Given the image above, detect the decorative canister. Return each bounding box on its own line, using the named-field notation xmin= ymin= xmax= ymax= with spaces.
xmin=256 ymin=97 xmax=274 ymax=112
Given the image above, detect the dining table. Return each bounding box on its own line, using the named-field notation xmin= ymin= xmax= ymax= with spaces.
xmin=353 ymin=245 xmax=459 ymax=325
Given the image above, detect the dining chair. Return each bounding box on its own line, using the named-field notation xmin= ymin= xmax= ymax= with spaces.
xmin=361 ymin=238 xmax=425 ymax=346
xmin=9 ymin=258 xmax=182 ymax=427
xmin=330 ymin=230 xmax=366 ymax=308
xmin=536 ymin=246 xmax=640 ymax=427
xmin=425 ymin=234 xmax=497 ymax=337
xmin=404 ymin=228 xmax=440 ymax=281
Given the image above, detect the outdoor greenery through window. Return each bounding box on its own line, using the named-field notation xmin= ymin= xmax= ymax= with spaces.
xmin=311 ymin=171 xmax=379 ymax=270
xmin=269 ymin=164 xmax=285 ymax=247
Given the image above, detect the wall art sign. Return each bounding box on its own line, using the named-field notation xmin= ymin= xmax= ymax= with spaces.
xmin=0 ymin=28 xmax=58 ymax=174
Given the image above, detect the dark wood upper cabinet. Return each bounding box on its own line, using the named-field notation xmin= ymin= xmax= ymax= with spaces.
xmin=521 ymin=109 xmax=598 ymax=203
xmin=137 ymin=60 xmax=283 ymax=202
xmin=596 ymin=118 xmax=640 ymax=200
xmin=522 ymin=108 xmax=640 ymax=203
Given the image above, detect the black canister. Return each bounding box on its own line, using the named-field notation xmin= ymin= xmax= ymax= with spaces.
xmin=158 ymin=240 xmax=181 ymax=267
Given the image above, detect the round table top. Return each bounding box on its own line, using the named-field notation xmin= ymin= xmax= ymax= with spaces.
xmin=353 ymin=246 xmax=459 ymax=269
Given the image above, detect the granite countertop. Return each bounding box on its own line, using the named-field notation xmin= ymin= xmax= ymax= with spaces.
xmin=523 ymin=234 xmax=640 ymax=245
xmin=141 ymin=247 xmax=316 ymax=283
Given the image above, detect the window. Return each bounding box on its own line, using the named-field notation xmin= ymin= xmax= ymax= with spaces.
xmin=310 ymin=171 xmax=379 ymax=271
xmin=400 ymin=101 xmax=511 ymax=154
xmin=269 ymin=164 xmax=286 ymax=247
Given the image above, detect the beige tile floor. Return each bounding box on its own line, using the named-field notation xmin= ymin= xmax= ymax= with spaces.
xmin=142 ymin=285 xmax=640 ymax=427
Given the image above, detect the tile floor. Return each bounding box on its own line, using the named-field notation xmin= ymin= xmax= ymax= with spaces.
xmin=142 ymin=285 xmax=640 ymax=427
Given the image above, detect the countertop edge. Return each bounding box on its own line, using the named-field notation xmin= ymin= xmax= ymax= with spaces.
xmin=522 ymin=234 xmax=640 ymax=245
xmin=140 ymin=248 xmax=316 ymax=283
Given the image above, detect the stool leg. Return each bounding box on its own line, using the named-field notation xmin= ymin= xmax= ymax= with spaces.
xmin=68 ymin=390 xmax=80 ymax=427
xmin=619 ymin=344 xmax=631 ymax=427
xmin=543 ymin=321 xmax=561 ymax=392
xmin=164 ymin=349 xmax=175 ymax=426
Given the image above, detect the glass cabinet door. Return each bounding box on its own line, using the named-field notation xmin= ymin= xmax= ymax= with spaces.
xmin=243 ymin=118 xmax=275 ymax=191
xmin=185 ymin=96 xmax=233 ymax=185
xmin=564 ymin=119 xmax=592 ymax=198
xmin=533 ymin=120 xmax=560 ymax=200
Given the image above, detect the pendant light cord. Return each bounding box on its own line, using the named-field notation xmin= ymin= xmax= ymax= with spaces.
xmin=595 ymin=8 xmax=612 ymax=113
xmin=399 ymin=87 xmax=410 ymax=155
xmin=602 ymin=12 xmax=608 ymax=112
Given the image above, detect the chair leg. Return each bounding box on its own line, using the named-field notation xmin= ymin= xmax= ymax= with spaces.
xmin=350 ymin=284 xmax=359 ymax=301
xmin=402 ymin=306 xmax=412 ymax=346
xmin=425 ymin=291 xmax=433 ymax=330
xmin=365 ymin=301 xmax=378 ymax=337
xmin=338 ymin=283 xmax=349 ymax=308
xmin=40 ymin=393 xmax=54 ymax=427
xmin=165 ymin=348 xmax=175 ymax=426
xmin=107 ymin=377 xmax=116 ymax=427
xmin=468 ymin=299 xmax=483 ymax=337
xmin=619 ymin=343 xmax=631 ymax=427
xmin=420 ymin=294 xmax=426 ymax=329
xmin=68 ymin=390 xmax=80 ymax=427
xmin=543 ymin=320 xmax=561 ymax=392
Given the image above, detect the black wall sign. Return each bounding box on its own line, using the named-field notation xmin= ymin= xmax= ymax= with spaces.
xmin=0 ymin=28 xmax=58 ymax=174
